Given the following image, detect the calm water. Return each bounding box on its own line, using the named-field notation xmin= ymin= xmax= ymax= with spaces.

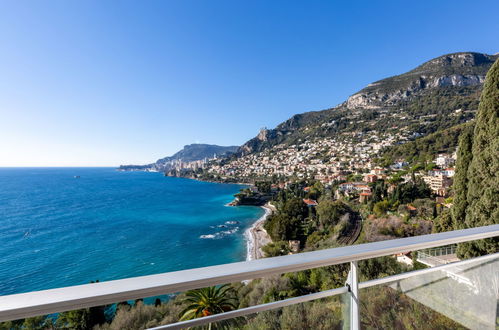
xmin=0 ymin=168 xmax=263 ymax=295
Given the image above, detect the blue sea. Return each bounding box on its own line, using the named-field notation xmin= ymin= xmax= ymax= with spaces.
xmin=0 ymin=168 xmax=264 ymax=295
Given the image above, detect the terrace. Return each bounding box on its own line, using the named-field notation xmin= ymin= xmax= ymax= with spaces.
xmin=0 ymin=225 xmax=497 ymax=329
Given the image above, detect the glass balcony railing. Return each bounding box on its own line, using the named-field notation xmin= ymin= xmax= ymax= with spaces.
xmin=359 ymin=253 xmax=498 ymax=329
xmin=416 ymin=244 xmax=459 ymax=266
xmin=0 ymin=225 xmax=497 ymax=329
xmin=206 ymin=294 xmax=349 ymax=330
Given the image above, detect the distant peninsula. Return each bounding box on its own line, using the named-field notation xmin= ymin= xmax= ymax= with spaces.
xmin=118 ymin=144 xmax=238 ymax=172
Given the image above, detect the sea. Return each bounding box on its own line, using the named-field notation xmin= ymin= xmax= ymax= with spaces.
xmin=0 ymin=167 xmax=264 ymax=296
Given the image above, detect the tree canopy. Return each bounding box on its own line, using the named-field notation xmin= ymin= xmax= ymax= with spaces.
xmin=449 ymin=58 xmax=499 ymax=257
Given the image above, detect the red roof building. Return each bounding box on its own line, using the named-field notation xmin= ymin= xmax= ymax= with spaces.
xmin=303 ymin=199 xmax=318 ymax=207
xmin=364 ymin=174 xmax=378 ymax=183
xmin=359 ymin=192 xmax=372 ymax=203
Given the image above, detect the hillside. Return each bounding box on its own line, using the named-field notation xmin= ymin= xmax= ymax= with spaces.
xmin=119 ymin=144 xmax=238 ymax=172
xmin=239 ymin=52 xmax=497 ymax=155
xmin=377 ymin=122 xmax=472 ymax=166
xmin=200 ymin=52 xmax=497 ymax=182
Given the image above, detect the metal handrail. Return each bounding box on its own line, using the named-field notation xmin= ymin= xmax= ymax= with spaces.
xmin=0 ymin=224 xmax=498 ymax=322
xmin=150 ymin=286 xmax=350 ymax=330
xmin=151 ymin=252 xmax=499 ymax=329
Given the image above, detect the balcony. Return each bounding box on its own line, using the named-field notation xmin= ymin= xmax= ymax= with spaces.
xmin=0 ymin=225 xmax=497 ymax=329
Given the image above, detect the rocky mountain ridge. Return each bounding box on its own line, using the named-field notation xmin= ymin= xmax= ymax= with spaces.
xmin=346 ymin=52 xmax=495 ymax=110
xmin=237 ymin=52 xmax=497 ymax=156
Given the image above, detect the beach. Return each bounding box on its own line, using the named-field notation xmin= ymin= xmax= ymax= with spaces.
xmin=246 ymin=203 xmax=274 ymax=260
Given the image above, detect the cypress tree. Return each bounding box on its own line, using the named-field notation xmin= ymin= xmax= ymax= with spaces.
xmin=455 ymin=58 xmax=499 ymax=258
xmin=450 ymin=122 xmax=474 ymax=228
xmin=433 ymin=210 xmax=453 ymax=233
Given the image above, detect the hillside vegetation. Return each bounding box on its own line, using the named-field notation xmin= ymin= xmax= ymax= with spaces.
xmin=238 ymin=52 xmax=497 ymax=156
xmin=377 ymin=122 xmax=472 ymax=166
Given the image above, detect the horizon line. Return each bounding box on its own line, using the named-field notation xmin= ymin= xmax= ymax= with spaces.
xmin=0 ymin=166 xmax=119 ymax=168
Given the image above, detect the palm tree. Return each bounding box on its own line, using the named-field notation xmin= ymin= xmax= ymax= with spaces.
xmin=179 ymin=284 xmax=238 ymax=329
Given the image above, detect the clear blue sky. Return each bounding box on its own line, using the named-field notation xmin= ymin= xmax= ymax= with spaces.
xmin=1 ymin=0 xmax=498 ymax=166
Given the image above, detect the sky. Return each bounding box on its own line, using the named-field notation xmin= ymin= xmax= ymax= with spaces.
xmin=0 ymin=1 xmax=498 ymax=167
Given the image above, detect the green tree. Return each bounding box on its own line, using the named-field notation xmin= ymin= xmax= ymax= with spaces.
xmin=306 ymin=181 xmax=324 ymax=200
xmin=452 ymin=58 xmax=499 ymax=258
xmin=255 ymin=181 xmax=272 ymax=194
xmin=390 ymin=179 xmax=431 ymax=204
xmin=262 ymin=241 xmax=291 ymax=257
xmin=281 ymin=197 xmax=308 ymax=219
xmin=265 ymin=213 xmax=303 ymax=241
xmin=0 ymin=317 xmax=54 ymax=330
xmin=373 ymin=200 xmax=391 ymax=217
xmin=316 ymin=200 xmax=348 ymax=229
xmin=56 ymin=309 xmax=91 ymax=330
xmin=264 ymin=197 xmax=308 ymax=241
xmin=179 ymin=285 xmax=238 ymax=325
xmin=433 ymin=210 xmax=453 ymax=233
xmin=450 ymin=123 xmax=474 ymax=227
xmin=371 ymin=180 xmax=388 ymax=203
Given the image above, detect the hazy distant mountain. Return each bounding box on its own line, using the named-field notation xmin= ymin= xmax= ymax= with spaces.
xmin=119 ymin=144 xmax=238 ymax=172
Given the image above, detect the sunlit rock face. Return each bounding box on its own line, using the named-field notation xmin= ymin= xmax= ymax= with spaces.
xmin=428 ymin=74 xmax=485 ymax=88
xmin=345 ymin=52 xmax=496 ymax=110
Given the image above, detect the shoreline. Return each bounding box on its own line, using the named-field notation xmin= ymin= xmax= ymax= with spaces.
xmin=245 ymin=204 xmax=274 ymax=261
xmin=122 ymin=170 xmax=268 ymax=260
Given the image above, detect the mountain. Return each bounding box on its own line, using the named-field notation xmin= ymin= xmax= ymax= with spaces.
xmin=155 ymin=144 xmax=239 ymax=164
xmin=119 ymin=144 xmax=239 ymax=172
xmin=239 ymin=52 xmax=498 ymax=156
xmin=346 ymin=52 xmax=495 ymax=109
xmin=198 ymin=52 xmax=497 ymax=182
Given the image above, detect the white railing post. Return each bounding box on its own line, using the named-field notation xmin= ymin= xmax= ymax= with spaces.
xmin=346 ymin=261 xmax=360 ymax=330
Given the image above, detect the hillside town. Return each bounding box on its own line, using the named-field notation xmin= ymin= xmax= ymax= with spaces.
xmin=206 ymin=130 xmax=404 ymax=180
xmin=193 ymin=130 xmax=456 ymax=204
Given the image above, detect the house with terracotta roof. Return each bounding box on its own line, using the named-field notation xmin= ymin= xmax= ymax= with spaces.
xmin=364 ymin=174 xmax=378 ymax=183
xmin=407 ymin=204 xmax=417 ymax=211
xmin=359 ymin=191 xmax=372 ymax=203
xmin=405 ymin=204 xmax=417 ymax=216
xmin=303 ymin=198 xmax=318 ymax=207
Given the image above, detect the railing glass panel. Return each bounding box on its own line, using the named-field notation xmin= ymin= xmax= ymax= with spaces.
xmin=192 ymin=294 xmax=349 ymax=330
xmin=360 ymin=254 xmax=499 ymax=330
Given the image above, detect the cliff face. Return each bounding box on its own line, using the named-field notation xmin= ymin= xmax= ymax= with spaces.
xmin=345 ymin=74 xmax=486 ymax=109
xmin=237 ymin=52 xmax=498 ymax=155
xmin=346 ymin=53 xmax=496 ymax=110
xmin=238 ymin=128 xmax=280 ymax=155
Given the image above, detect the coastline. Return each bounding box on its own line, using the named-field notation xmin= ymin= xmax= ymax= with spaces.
xmin=245 ymin=204 xmax=274 ymax=260
xmin=120 ymin=170 xmax=267 ymax=260
xmin=2 ymin=168 xmax=260 ymax=295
